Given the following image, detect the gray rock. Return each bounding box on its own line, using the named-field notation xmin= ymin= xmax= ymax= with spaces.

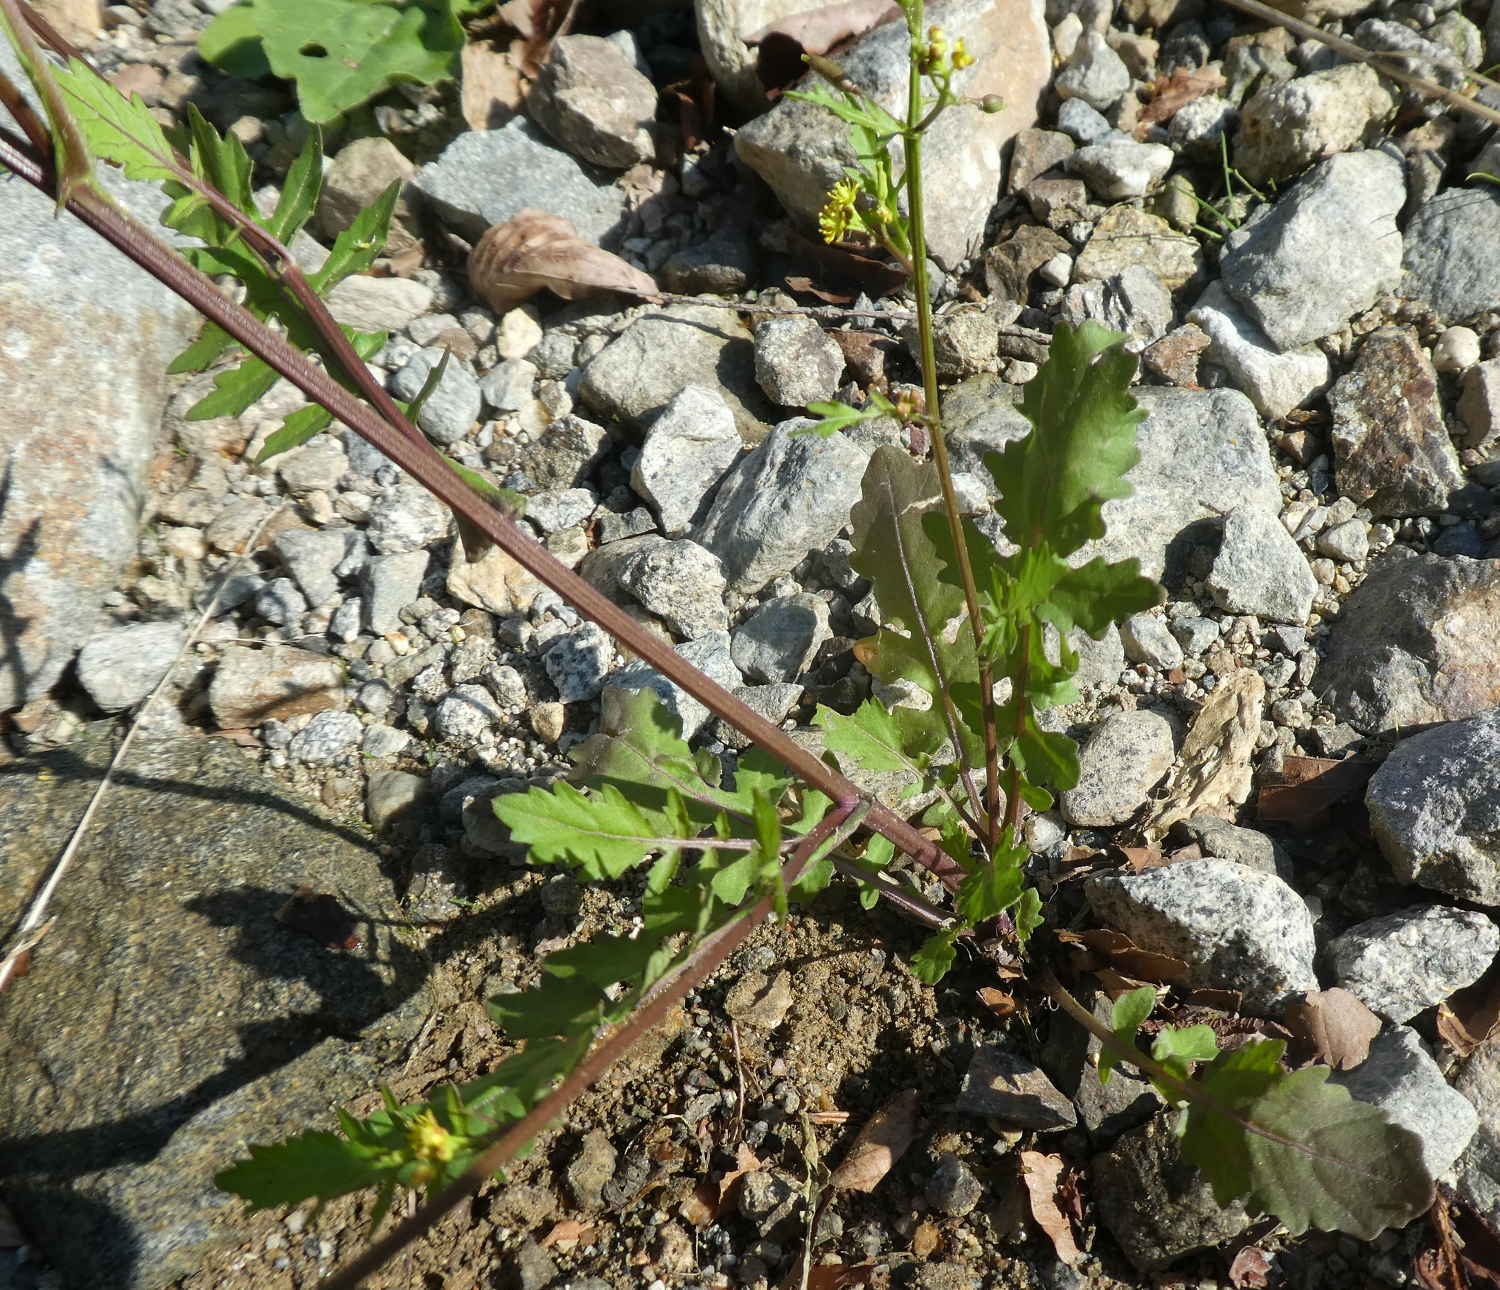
xmin=1316 ymin=556 xmax=1500 ymax=735
xmin=1170 ymin=615 xmax=1219 ymax=655
xmin=361 ymin=723 xmax=412 ymax=759
xmin=0 ymin=40 xmax=198 ymax=711
xmin=523 ymin=487 xmax=596 ymax=534
xmin=1328 ymin=327 xmax=1464 ymax=518
xmin=905 ymin=304 xmax=1003 ymax=379
xmin=956 ymin=1042 xmax=1077 ymax=1129
xmin=208 ymin=645 xmax=346 ymax=728
xmin=1188 ymin=280 xmax=1329 ymax=420
xmin=1085 ymin=859 xmax=1318 ymax=1014
xmin=366 ymin=769 xmax=428 ymax=830
xmin=1008 ymin=126 xmax=1077 ymax=190
xmin=1166 ymin=94 xmax=1236 ymax=164
xmin=1206 ymin=505 xmax=1317 ymax=624
xmin=288 ymin=710 xmax=363 ymax=763
xmin=363 ymin=550 xmax=429 ymax=635
xmin=731 ymin=594 xmax=832 ymax=683
xmin=313 ymin=136 xmax=418 ymax=249
xmin=1326 ymin=906 xmax=1498 ymax=1022
xmin=254 ymin=576 xmax=307 ymax=626
xmin=411 ymin=117 xmax=629 ymax=247
xmin=1092 ymin=1114 xmax=1255 ymax=1274
xmin=1121 ymin=612 xmax=1183 ymax=670
xmin=926 ymin=1154 xmax=984 ymax=1217
xmin=1219 ymin=149 xmax=1404 ymax=352
xmin=274 ymin=527 xmax=362 ymax=608
xmin=366 ymin=483 xmax=450 ymax=555
xmin=617 ymin=540 xmax=729 ymax=638
xmin=732 ymin=0 xmax=1051 ymax=267
xmin=479 ymin=358 xmax=538 ymax=414
xmin=1057 ymin=94 xmax=1113 ymax=143
xmin=1037 ymin=987 xmax=1162 ymax=1145
xmin=389 ymin=348 xmax=482 ymax=446
xmin=1454 ymin=1038 xmax=1500 ymax=1227
xmin=1315 ymin=519 xmax=1369 ymax=563
xmin=566 ymin=1129 xmax=617 ymax=1213
xmin=1233 ymin=63 xmax=1395 ymax=185
xmin=526 ymin=413 xmax=613 ymax=489
xmin=754 ymin=316 xmax=845 ymax=408
xmin=0 ymin=734 xmax=427 ymax=1290
xmin=579 ymin=303 xmax=770 ymax=441
xmin=76 ymin=621 xmax=187 ymax=713
xmin=1366 ymin=707 xmax=1500 ymax=905
xmin=1404 ymin=185 xmax=1500 ymax=323
xmin=631 ymin=385 xmax=742 ymax=535
xmin=275 ymin=436 xmax=349 ymax=496
xmin=1072 ymin=621 xmax=1126 ymax=690
xmin=544 ymin=622 xmax=615 ymax=702
xmin=712 ymin=681 xmax=806 ymax=749
xmin=603 ymin=630 xmax=743 ymax=738
xmin=1073 ymin=205 xmax=1203 ymax=291
xmin=447 ymin=542 xmax=543 ymax=616
xmin=1066 ymin=138 xmax=1174 ymax=200
xmin=1330 ymin=1026 xmax=1478 ymax=1181
xmin=325 ymin=275 xmax=435 ymax=333
xmin=694 ymin=418 xmax=872 ymax=593
xmin=1059 ymin=266 xmax=1174 ymax=352
xmin=1174 ymin=814 xmax=1290 ymax=879
xmin=526 ymin=35 xmax=657 ymax=169
xmin=696 ymin=0 xmax=830 ymax=111
xmin=434 ymin=683 xmax=505 ymax=741
xmin=1082 ymin=387 xmax=1281 ymax=583
xmin=1056 ymin=28 xmax=1131 ymax=110
xmin=1460 ymin=359 xmax=1500 ymax=457
xmin=1061 ymin=709 xmax=1176 ymax=827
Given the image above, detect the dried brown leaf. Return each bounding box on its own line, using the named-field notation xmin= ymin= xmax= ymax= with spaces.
xmin=1136 ymin=64 xmax=1228 ymax=132
xmin=460 ymin=41 xmax=527 ymax=132
xmin=1019 ymin=1151 xmax=1083 ymax=1266
xmin=1283 ymin=987 xmax=1382 ymax=1070
xmin=1257 ymin=755 xmax=1376 ymax=831
xmin=828 ymin=1089 xmax=919 ymax=1194
xmin=1079 ymin=928 xmax=1190 ymax=984
xmin=1440 ymin=962 xmax=1500 ymax=1059
xmin=977 ymin=986 xmax=1018 ymax=1018
xmin=540 ymin=1218 xmax=595 ymax=1247
xmin=718 ymin=1142 xmax=763 ymax=1205
xmin=785 ymin=274 xmax=853 ymax=305
xmin=469 ymin=210 xmax=658 ymax=313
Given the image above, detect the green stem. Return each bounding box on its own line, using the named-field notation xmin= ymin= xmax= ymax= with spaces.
xmin=900 ymin=6 xmax=1002 ymax=851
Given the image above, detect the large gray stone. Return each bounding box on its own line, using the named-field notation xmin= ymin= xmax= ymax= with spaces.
xmin=1233 ymin=63 xmax=1396 ymax=186
xmin=1085 ymin=859 xmax=1317 ymax=1014
xmin=0 ymin=41 xmax=199 ymax=711
xmin=1366 ymin=707 xmax=1500 ymax=905
xmin=1403 ymin=185 xmax=1500 ymax=322
xmin=411 ymin=117 xmax=629 ymax=247
xmin=1188 ymin=280 xmax=1329 ymax=420
xmin=0 ymin=733 xmax=428 ymax=1289
xmin=732 ymin=0 xmax=1050 ymax=267
xmin=631 ymin=386 xmax=742 ymax=536
xmin=1315 ymin=555 xmax=1500 ymax=736
xmin=1326 ymin=906 xmax=1499 ymax=1022
xmin=1061 ymin=708 xmax=1176 ymax=827
xmin=1329 ymin=327 xmax=1464 ymax=518
xmin=1206 ymin=504 xmax=1317 ymax=625
xmin=75 ymin=620 xmax=188 ymax=713
xmin=525 ymin=34 xmax=657 ymax=169
xmin=693 ymin=419 xmax=872 ymax=593
xmin=1219 ymin=149 xmax=1405 ymax=352
xmin=1455 ymin=1037 xmax=1500 ymax=1228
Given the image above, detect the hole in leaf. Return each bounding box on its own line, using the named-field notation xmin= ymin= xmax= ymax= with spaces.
xmin=298 ymin=42 xmax=329 ymax=58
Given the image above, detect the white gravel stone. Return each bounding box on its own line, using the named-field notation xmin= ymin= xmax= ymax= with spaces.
xmin=1061 ymin=709 xmax=1176 ymax=827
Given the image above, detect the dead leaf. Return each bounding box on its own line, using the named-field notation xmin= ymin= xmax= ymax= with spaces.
xmin=828 ymin=1089 xmax=919 ymax=1194
xmin=1135 ymin=64 xmax=1228 ymax=133
xmin=539 ymin=1218 xmax=595 ymax=1248
xmin=786 ymin=275 xmax=853 ymax=305
xmin=718 ymin=1142 xmax=762 ymax=1205
xmin=1079 ymin=928 xmax=1190 ymax=984
xmin=460 ymin=40 xmax=527 ymax=131
xmin=1439 ymin=961 xmax=1500 ymax=1058
xmin=800 ymin=1265 xmax=876 ymax=1290
xmin=1141 ymin=668 xmax=1264 ymax=841
xmin=1182 ymin=986 xmax=1244 ymax=1013
xmin=829 ymin=329 xmax=897 ymax=388
xmin=680 ymin=1180 xmax=718 ymax=1227
xmin=1227 ymin=1245 xmax=1273 ymax=1288
xmin=1018 ymin=1151 xmax=1083 ymax=1266
xmin=977 ymin=986 xmax=1018 ymax=1018
xmin=469 ymin=210 xmax=658 ymax=313
xmin=1112 ymin=843 xmax=1167 ymax=872
xmin=1257 ymin=755 xmax=1376 ymax=831
xmin=1283 ymin=987 xmax=1382 ymax=1070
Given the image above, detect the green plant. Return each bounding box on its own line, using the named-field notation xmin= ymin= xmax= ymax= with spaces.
xmin=197 ymin=0 xmax=488 ymax=123
xmin=0 ymin=0 xmax=1437 ymax=1284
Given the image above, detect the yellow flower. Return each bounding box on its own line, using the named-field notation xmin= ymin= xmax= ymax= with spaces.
xmin=818 ymin=177 xmax=861 ymax=244
xmin=952 ymin=37 xmax=974 ymax=69
xmin=406 ymin=1109 xmax=458 ymax=1163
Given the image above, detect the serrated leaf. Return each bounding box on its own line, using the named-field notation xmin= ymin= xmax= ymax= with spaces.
xmin=188 ymin=355 xmax=280 ymax=420
xmin=311 ymin=181 xmax=400 ymax=291
xmin=487 ymin=974 xmax=604 ymax=1038
xmin=492 ymin=780 xmax=673 ymax=879
xmin=1099 ymin=985 xmax=1155 ymax=1085
xmin=799 ymin=389 xmax=896 ymax=438
xmin=50 ymin=57 xmax=181 ymax=186
xmin=184 ymin=102 xmax=254 ymax=216
xmin=1013 ymin=886 xmax=1044 ymax=943
xmin=989 ymin=320 xmax=1143 ymax=557
xmin=263 ymin=123 xmax=323 ymax=243
xmin=1151 ymin=1024 xmax=1219 ymax=1083
xmin=1013 ymin=721 xmax=1079 ymax=792
xmin=1043 ymin=556 xmax=1161 ymax=640
xmin=258 ymin=0 xmax=463 ymax=123
xmin=910 ymin=929 xmax=957 ymax=984
xmin=817 ymin=700 xmax=942 ymax=776
xmin=955 ymin=858 xmax=1023 ymax=924
xmin=260 ymin=403 xmax=335 ymax=460
xmin=216 ymin=1129 xmax=388 ymax=1210
xmin=1180 ymin=1046 xmax=1435 ymax=1238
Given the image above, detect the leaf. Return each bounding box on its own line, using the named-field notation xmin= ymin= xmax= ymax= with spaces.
xmin=910 ymin=929 xmax=957 ymax=984
xmin=1136 ymin=64 xmax=1229 ymax=133
xmin=311 ymin=181 xmax=400 ymax=291
xmin=1180 ymin=1043 xmax=1436 ymax=1238
xmin=1438 ymin=961 xmax=1500 ymax=1058
xmin=1099 ymin=985 xmax=1154 ymax=1085
xmin=990 ymin=320 xmax=1143 ymax=556
xmin=955 ymin=858 xmax=1023 ymax=925
xmin=1044 ymin=555 xmax=1160 ymax=640
xmin=1149 ymin=1024 xmax=1219 ymax=1083
xmin=51 ymin=57 xmax=182 ymax=187
xmin=1013 ymin=887 xmax=1044 ymax=943
xmin=492 ymin=780 xmax=674 ymax=880
xmin=1283 ymin=988 xmax=1382 ymax=1071
xmin=263 ymin=124 xmax=323 ymax=244
xmin=800 ymin=390 xmax=896 ymax=438
xmin=258 ymin=0 xmax=465 ymax=123
xmin=828 ymin=1089 xmax=919 ymax=1194
xmin=215 ymin=1129 xmax=388 ymax=1209
xmin=1257 ymin=755 xmax=1376 ymax=832
xmin=1018 ymin=1151 xmax=1082 ymax=1266
xmin=816 ymin=700 xmax=943 ymax=776
xmin=469 ymin=210 xmax=658 ymax=313
xmin=198 ymin=1 xmax=273 ymax=78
